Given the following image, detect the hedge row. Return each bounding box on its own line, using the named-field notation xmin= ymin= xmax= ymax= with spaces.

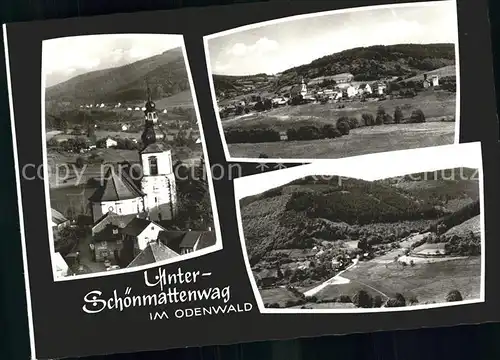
xmin=225 ymin=108 xmax=426 ymax=144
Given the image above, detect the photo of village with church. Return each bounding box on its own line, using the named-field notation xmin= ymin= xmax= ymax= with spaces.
xmin=205 ymin=1 xmax=458 ymax=160
xmin=43 ymin=34 xmax=218 ymax=279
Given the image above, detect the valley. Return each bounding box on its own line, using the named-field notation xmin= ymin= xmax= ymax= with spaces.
xmin=240 ymin=168 xmax=481 ymax=310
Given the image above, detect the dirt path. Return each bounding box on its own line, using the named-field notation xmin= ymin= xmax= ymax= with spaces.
xmin=303 ymin=259 xmax=358 ymax=297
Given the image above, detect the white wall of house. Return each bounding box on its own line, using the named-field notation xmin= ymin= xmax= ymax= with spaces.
xmin=92 ymin=197 xmax=145 ymax=223
xmin=346 ymin=86 xmax=357 ymax=98
xmin=137 ymin=222 xmax=165 ymax=250
xmin=105 ymin=138 xmax=117 ymax=148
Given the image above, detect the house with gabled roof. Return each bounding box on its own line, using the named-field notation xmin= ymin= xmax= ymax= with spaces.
xmin=127 ymin=240 xmax=179 ymax=268
xmin=120 ymin=217 xmax=167 ymax=255
xmin=158 ymin=228 xmax=216 ymax=255
xmin=89 ymin=166 xmax=146 ymax=223
xmin=357 ymin=83 xmax=372 ymax=95
xmin=51 ymin=208 xmax=70 ymax=242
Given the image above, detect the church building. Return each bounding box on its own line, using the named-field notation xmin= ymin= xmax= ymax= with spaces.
xmin=89 ymin=87 xmax=177 ymax=224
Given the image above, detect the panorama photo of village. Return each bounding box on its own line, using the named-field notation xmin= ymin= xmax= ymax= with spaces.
xmin=43 ymin=34 xmax=219 ymax=280
xmin=236 ymin=145 xmax=483 ymax=311
xmin=205 ymin=0 xmax=459 ymax=160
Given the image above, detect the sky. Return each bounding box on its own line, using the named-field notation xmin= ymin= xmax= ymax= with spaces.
xmin=207 ymin=1 xmax=458 ymax=76
xmin=43 ymin=34 xmax=184 ymax=87
xmin=234 ymin=142 xmax=482 ymax=200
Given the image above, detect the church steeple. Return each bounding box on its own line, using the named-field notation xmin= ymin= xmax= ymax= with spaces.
xmin=141 ymin=81 xmax=165 ymax=149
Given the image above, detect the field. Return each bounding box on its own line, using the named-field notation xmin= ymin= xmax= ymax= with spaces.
xmin=315 ymin=256 xmax=481 ymax=305
xmin=223 ymin=90 xmax=455 ymax=159
xmin=223 ymin=90 xmax=456 ymax=131
xmin=229 ymin=122 xmax=454 ymax=159
xmin=154 ymin=90 xmax=194 ymax=109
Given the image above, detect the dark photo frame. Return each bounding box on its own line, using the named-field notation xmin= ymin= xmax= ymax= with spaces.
xmin=3 ymin=0 xmax=499 ymax=359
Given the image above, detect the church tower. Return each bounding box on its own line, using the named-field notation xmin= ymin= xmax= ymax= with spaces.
xmin=140 ymin=84 xmax=177 ymax=222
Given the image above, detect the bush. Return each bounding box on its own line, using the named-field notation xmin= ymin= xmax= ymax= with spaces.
xmin=410 ymin=109 xmax=426 ymax=123
xmin=408 ymin=296 xmax=419 ymax=305
xmin=446 ymin=290 xmax=463 ymax=302
xmin=352 ymin=290 xmax=373 ymax=308
xmin=321 ymin=124 xmax=342 ymax=139
xmin=225 ymin=128 xmax=280 ymax=144
xmin=372 ymin=295 xmax=383 ymax=308
xmin=362 ymin=113 xmax=375 ymax=126
xmin=394 ymin=107 xmax=403 ymax=124
xmin=385 ymin=293 xmax=406 ymax=307
xmin=75 ymin=156 xmax=85 ymax=169
xmin=336 ymin=118 xmax=350 ymax=135
xmin=305 ymin=296 xmax=318 ymax=303
xmin=348 ymin=117 xmax=359 ymax=129
xmin=337 ymin=295 xmax=352 ymax=303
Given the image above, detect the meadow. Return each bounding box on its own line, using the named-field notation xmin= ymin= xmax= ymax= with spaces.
xmin=223 ymin=90 xmax=456 ymax=159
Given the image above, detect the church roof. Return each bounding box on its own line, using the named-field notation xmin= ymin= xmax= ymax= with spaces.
xmin=89 ymin=167 xmax=144 ymax=203
xmin=127 ymin=241 xmax=179 ymax=268
xmin=141 ymin=142 xmax=171 ymax=154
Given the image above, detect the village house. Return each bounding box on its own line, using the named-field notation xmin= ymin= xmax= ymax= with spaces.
xmin=158 ymin=228 xmax=217 ymax=255
xmin=373 ymin=82 xmax=387 ymax=95
xmin=121 ymin=124 xmax=129 ymax=131
xmin=92 ymin=224 xmax=124 ymax=262
xmin=357 ymin=83 xmax=372 ymax=95
xmin=51 ymin=208 xmax=70 ymax=242
xmin=253 ymin=268 xmax=282 ymax=288
xmin=127 ymin=240 xmax=179 ymax=268
xmin=343 ymin=85 xmax=357 ymax=98
xmin=423 ymin=74 xmax=440 ymax=88
xmin=105 ymin=137 xmax=117 ymax=148
xmin=121 ymin=217 xmax=167 ymax=255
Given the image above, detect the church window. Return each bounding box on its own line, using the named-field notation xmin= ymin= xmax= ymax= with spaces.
xmin=149 ymin=156 xmax=158 ymax=175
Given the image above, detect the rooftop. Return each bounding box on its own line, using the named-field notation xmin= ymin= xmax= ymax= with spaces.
xmin=127 ymin=241 xmax=179 ymax=268
xmin=89 ymin=167 xmax=144 ymax=203
xmin=121 ymin=217 xmax=156 ymax=237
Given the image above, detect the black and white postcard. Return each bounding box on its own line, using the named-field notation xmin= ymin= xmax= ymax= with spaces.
xmin=42 ymin=34 xmax=222 ymax=280
xmin=234 ymin=143 xmax=484 ymax=312
xmin=3 ymin=0 xmax=499 ymax=359
xmin=204 ymin=1 xmax=460 ymax=162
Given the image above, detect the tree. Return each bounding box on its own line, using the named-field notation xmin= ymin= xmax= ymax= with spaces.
xmin=362 ymin=113 xmax=375 ymax=126
xmin=352 ymin=290 xmax=373 ymax=308
xmin=358 ymin=237 xmax=369 ymax=252
xmin=336 ymin=117 xmax=350 ymax=135
xmin=408 ymin=296 xmax=419 ymax=305
xmin=376 ymin=106 xmax=386 ymax=125
xmin=75 ymin=156 xmax=85 ymax=169
xmin=372 ymin=295 xmax=383 ymax=308
xmin=410 ymin=109 xmax=426 ymax=123
xmin=394 ymin=106 xmax=403 ymax=124
xmin=446 ymin=290 xmax=463 ymax=302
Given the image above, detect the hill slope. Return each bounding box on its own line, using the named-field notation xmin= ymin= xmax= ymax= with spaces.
xmin=240 ymin=169 xmax=478 ymax=265
xmin=46 ymin=47 xmax=190 ymax=104
xmin=214 ymin=43 xmax=455 ymax=95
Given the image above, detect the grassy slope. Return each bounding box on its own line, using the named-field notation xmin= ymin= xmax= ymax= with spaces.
xmin=46 ymin=47 xmax=188 ymax=104
xmin=223 ymin=91 xmax=456 ymax=130
xmin=241 ymin=170 xmax=479 ymax=261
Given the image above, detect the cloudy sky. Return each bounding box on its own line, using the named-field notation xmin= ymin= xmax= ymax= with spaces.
xmin=43 ymin=34 xmax=184 ymax=87
xmin=207 ymin=1 xmax=457 ymax=76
